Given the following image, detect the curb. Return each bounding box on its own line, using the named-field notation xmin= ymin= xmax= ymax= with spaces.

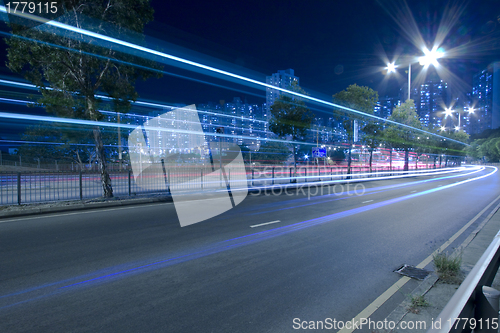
xmin=0 ymin=196 xmax=173 ymax=219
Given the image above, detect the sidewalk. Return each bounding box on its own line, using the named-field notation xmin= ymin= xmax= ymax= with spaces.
xmin=382 ymin=200 xmax=500 ymax=333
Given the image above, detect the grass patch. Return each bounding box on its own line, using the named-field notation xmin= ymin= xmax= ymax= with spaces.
xmin=433 ymin=251 xmax=462 ymax=284
xmin=408 ymin=294 xmax=430 ymax=314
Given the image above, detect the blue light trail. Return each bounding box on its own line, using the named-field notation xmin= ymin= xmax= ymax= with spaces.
xmin=0 ymin=7 xmax=467 ymax=145
xmin=0 ymin=166 xmax=494 ymax=311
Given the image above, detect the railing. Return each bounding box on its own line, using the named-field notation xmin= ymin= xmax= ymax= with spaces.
xmin=0 ymin=163 xmax=449 ymax=206
xmin=428 ymin=229 xmax=500 ymax=333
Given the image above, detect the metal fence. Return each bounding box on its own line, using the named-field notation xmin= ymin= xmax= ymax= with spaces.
xmin=0 ymin=162 xmax=450 ymax=206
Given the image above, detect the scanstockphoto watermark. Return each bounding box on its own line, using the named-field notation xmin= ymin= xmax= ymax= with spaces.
xmin=292 ymin=318 xmax=427 ymax=330
xmin=250 ymin=181 xmax=366 ymax=199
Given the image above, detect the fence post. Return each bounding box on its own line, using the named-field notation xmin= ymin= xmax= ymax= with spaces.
xmin=128 ymin=170 xmax=131 ymax=196
xmin=289 ymin=168 xmax=292 ymax=183
xmin=17 ymin=172 xmax=21 ymax=205
xmin=272 ymin=167 xmax=275 ymax=185
xmin=79 ymin=171 xmax=83 ymax=200
xmin=167 ymin=170 xmax=171 ymax=194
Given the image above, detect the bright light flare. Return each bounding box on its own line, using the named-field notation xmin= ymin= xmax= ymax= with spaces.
xmin=418 ymin=47 xmax=445 ymax=68
xmin=444 ymin=108 xmax=454 ymax=118
xmin=467 ymin=107 xmax=475 ymax=114
xmin=454 ymin=126 xmax=460 ymax=131
xmin=386 ymin=62 xmax=397 ymax=73
xmin=440 ymin=126 xmax=446 ymax=131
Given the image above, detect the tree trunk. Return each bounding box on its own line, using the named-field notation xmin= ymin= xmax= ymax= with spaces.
xmin=404 ymin=149 xmax=409 ymax=171
xmin=389 ymin=149 xmax=392 ymax=171
xmin=369 ymin=148 xmax=373 ymax=173
xmin=347 ymin=145 xmax=352 ymax=179
xmin=93 ymin=126 xmax=113 ymax=198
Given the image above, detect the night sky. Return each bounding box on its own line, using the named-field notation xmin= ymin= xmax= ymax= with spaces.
xmin=135 ymin=0 xmax=500 ymax=105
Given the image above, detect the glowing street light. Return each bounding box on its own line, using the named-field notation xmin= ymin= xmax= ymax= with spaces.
xmin=440 ymin=126 xmax=446 ymax=131
xmin=454 ymin=125 xmax=460 ymax=131
xmin=444 ymin=108 xmax=454 ymax=118
xmin=467 ymin=107 xmax=475 ymax=114
xmin=386 ymin=62 xmax=397 ymax=73
xmin=386 ymin=46 xmax=445 ymax=101
xmin=418 ymin=47 xmax=445 ymax=68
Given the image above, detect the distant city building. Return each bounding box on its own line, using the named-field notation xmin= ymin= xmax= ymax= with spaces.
xmin=374 ymin=96 xmax=400 ymax=119
xmin=266 ymin=69 xmax=299 ymax=113
xmin=471 ymin=62 xmax=500 ymax=134
xmin=416 ymin=79 xmax=449 ymax=129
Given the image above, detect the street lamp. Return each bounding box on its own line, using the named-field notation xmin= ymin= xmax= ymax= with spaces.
xmin=386 ymin=46 xmax=445 ymax=101
xmin=444 ymin=106 xmax=474 ymax=131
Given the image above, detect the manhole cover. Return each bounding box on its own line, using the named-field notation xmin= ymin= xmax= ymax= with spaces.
xmin=394 ymin=264 xmax=431 ymax=280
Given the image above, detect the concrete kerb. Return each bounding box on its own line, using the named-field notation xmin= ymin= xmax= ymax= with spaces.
xmin=381 ymin=200 xmax=500 ymax=333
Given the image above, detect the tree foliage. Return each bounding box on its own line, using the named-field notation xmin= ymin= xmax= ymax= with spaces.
xmin=332 ymin=84 xmax=378 ymax=172
xmin=269 ymin=82 xmax=314 ymax=169
xmin=253 ymin=141 xmax=290 ymax=165
xmin=467 ymin=130 xmax=500 ymax=162
xmin=385 ymin=99 xmax=422 ymax=171
xmin=6 ymin=0 xmax=160 ymax=197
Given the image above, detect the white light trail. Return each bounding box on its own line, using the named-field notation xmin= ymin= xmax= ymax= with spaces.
xmin=0 ymin=6 xmax=467 ymax=145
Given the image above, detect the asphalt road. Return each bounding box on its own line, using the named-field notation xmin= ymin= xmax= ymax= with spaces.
xmin=0 ymin=165 xmax=498 ymax=332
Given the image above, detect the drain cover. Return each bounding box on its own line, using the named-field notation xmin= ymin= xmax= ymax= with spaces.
xmin=394 ymin=264 xmax=431 ymax=280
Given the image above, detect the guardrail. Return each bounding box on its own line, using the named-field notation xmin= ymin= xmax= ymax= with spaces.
xmin=0 ymin=164 xmax=449 ymax=206
xmin=427 ymin=229 xmax=500 ymax=333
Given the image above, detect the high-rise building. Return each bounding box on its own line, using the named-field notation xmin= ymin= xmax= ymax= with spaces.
xmin=266 ymin=69 xmax=299 ymax=112
xmin=471 ymin=62 xmax=500 ymax=134
xmin=416 ymin=80 xmax=449 ymax=129
xmin=374 ymin=96 xmax=400 ymax=119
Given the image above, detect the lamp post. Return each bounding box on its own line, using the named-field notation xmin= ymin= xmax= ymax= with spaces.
xmin=386 ymin=47 xmax=445 ymax=101
xmin=444 ymin=106 xmax=474 ymax=131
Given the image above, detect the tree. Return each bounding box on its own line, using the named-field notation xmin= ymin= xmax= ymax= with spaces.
xmin=440 ymin=130 xmax=469 ymax=165
xmin=269 ymin=83 xmax=314 ymax=171
xmin=385 ymin=99 xmax=422 ymax=171
xmin=252 ymin=141 xmax=290 ymax=165
xmin=332 ymin=84 xmax=378 ymax=173
xmin=18 ymin=122 xmax=120 ymax=170
xmin=6 ymin=0 xmax=161 ymax=197
xmin=363 ymin=122 xmax=383 ymax=172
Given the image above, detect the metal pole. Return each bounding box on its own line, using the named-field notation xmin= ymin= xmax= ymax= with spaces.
xmin=117 ymin=113 xmax=122 ymax=170
xmin=201 ymin=169 xmax=203 ymax=190
xmin=219 ymin=136 xmax=222 ymax=187
xmin=79 ymin=171 xmax=83 ymax=200
xmin=167 ymin=169 xmax=171 ymax=193
xmin=128 ymin=170 xmax=131 ymax=196
xmin=408 ymin=63 xmax=411 ymax=101
xmin=17 ymin=172 xmax=21 ymax=205
xmin=272 ymin=167 xmax=274 ymax=185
